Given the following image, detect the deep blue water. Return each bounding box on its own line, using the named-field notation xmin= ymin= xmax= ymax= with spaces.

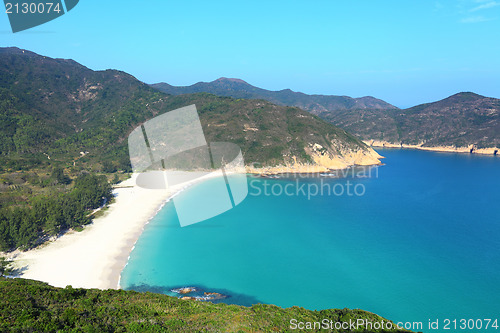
xmin=121 ymin=149 xmax=500 ymax=332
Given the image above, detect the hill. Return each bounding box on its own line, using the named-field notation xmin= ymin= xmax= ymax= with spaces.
xmin=0 ymin=277 xmax=411 ymax=332
xmin=152 ymin=79 xmax=500 ymax=151
xmin=152 ymin=77 xmax=397 ymax=113
xmin=317 ymin=92 xmax=500 ymax=151
xmin=0 ymin=47 xmax=381 ymax=250
xmin=0 ymin=47 xmax=381 ymax=172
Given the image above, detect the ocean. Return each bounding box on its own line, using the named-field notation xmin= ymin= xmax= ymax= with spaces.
xmin=120 ymin=149 xmax=500 ymax=332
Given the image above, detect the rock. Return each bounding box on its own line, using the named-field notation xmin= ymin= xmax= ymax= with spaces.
xmin=171 ymin=287 xmax=197 ymax=294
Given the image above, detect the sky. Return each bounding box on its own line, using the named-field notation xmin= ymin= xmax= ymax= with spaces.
xmin=1 ymin=0 xmax=500 ymax=108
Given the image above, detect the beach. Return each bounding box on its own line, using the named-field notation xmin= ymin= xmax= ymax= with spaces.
xmin=7 ymin=155 xmax=381 ymax=290
xmin=9 ymin=172 xmax=221 ymax=290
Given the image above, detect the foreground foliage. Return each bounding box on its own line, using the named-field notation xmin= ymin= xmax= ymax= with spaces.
xmin=0 ymin=278 xmax=411 ymax=333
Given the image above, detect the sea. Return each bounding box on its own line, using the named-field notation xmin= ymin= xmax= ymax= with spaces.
xmin=120 ymin=148 xmax=500 ymax=332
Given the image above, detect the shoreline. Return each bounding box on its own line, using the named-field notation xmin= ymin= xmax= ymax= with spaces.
xmin=9 ymin=172 xmax=222 ymax=290
xmin=7 ymin=159 xmax=383 ymax=290
xmin=245 ymin=147 xmax=384 ymax=175
xmin=364 ymin=140 xmax=499 ymax=156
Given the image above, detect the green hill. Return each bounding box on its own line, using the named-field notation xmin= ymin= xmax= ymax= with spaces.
xmin=0 ymin=47 xmax=379 ymax=171
xmin=0 ymin=48 xmax=405 ymax=331
xmin=276 ymin=88 xmax=500 ymax=149
xmin=317 ymin=92 xmax=500 ymax=149
xmin=0 ymin=277 xmax=411 ymax=333
xmin=0 ymin=47 xmax=381 ymax=250
xmin=153 ymin=78 xmax=500 ymax=149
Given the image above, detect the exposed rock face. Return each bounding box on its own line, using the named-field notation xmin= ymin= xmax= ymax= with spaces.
xmin=246 ymin=145 xmax=383 ymax=175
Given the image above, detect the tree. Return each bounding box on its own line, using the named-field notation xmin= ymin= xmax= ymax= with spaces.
xmin=0 ymin=256 xmax=12 ymax=276
xmin=101 ymin=160 xmax=116 ymax=173
xmin=51 ymin=167 xmax=71 ymax=185
xmin=73 ymin=173 xmax=112 ymax=210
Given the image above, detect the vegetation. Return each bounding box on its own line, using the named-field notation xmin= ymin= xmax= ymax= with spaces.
xmin=0 ymin=172 xmax=112 ymax=251
xmin=0 ymin=48 xmax=417 ymax=331
xmin=165 ymin=93 xmax=370 ymax=166
xmin=293 ymin=93 xmax=500 ymax=149
xmin=0 ymin=278 xmax=412 ymax=332
xmin=153 ymin=79 xmax=500 ymax=149
xmin=0 ymin=47 xmax=373 ymax=250
xmin=0 ymin=257 xmax=11 ymax=276
xmin=0 ymin=47 xmax=372 ymax=170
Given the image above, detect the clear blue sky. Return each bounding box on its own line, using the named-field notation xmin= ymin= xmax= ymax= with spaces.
xmin=1 ymin=0 xmax=500 ymax=108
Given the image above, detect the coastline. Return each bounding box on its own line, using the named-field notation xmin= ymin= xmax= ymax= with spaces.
xmin=7 ymin=153 xmax=383 ymax=290
xmin=9 ymin=172 xmax=222 ymax=290
xmin=364 ymin=140 xmax=499 ymax=156
xmin=246 ymin=147 xmax=384 ymax=175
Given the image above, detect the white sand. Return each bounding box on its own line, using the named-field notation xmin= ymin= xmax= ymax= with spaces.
xmin=10 ymin=172 xmax=220 ymax=290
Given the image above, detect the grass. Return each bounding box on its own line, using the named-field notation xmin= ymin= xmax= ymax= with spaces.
xmin=0 ymin=277 xmax=413 ymax=333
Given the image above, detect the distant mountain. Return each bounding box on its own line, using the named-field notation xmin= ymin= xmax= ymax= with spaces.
xmin=151 ymin=78 xmax=397 ymax=113
xmin=152 ymin=79 xmax=499 ymax=150
xmin=318 ymin=92 xmax=500 ymax=149
xmin=0 ymin=47 xmax=380 ymax=171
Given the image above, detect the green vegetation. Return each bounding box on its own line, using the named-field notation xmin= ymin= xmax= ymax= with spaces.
xmin=0 ymin=47 xmax=372 ymax=171
xmin=0 ymin=173 xmax=112 ymax=251
xmin=312 ymin=93 xmax=500 ymax=148
xmin=0 ymin=257 xmax=11 ymax=276
xmin=153 ymin=79 xmax=500 ymax=149
xmin=0 ymin=47 xmax=374 ymax=250
xmin=0 ymin=278 xmax=412 ymax=332
xmin=0 ymin=48 xmax=424 ymax=332
xmin=172 ymin=94 xmax=370 ymax=166
xmin=0 ymin=48 xmax=416 ymax=332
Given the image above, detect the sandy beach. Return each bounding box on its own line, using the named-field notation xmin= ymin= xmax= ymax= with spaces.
xmin=7 ymin=155 xmax=382 ymax=290
xmin=9 ymin=172 xmax=219 ymax=290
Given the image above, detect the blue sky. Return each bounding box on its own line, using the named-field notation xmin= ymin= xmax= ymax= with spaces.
xmin=1 ymin=0 xmax=499 ymax=108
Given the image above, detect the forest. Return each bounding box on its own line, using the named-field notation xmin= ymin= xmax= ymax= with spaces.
xmin=0 ymin=172 xmax=112 ymax=251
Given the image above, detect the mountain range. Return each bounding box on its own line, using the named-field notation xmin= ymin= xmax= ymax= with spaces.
xmin=317 ymin=92 xmax=500 ymax=150
xmin=153 ymin=79 xmax=500 ymax=150
xmin=0 ymin=47 xmax=379 ymax=172
xmin=152 ymin=78 xmax=397 ymax=113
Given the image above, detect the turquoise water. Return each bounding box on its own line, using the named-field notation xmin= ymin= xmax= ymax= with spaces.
xmin=121 ymin=149 xmax=500 ymax=332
